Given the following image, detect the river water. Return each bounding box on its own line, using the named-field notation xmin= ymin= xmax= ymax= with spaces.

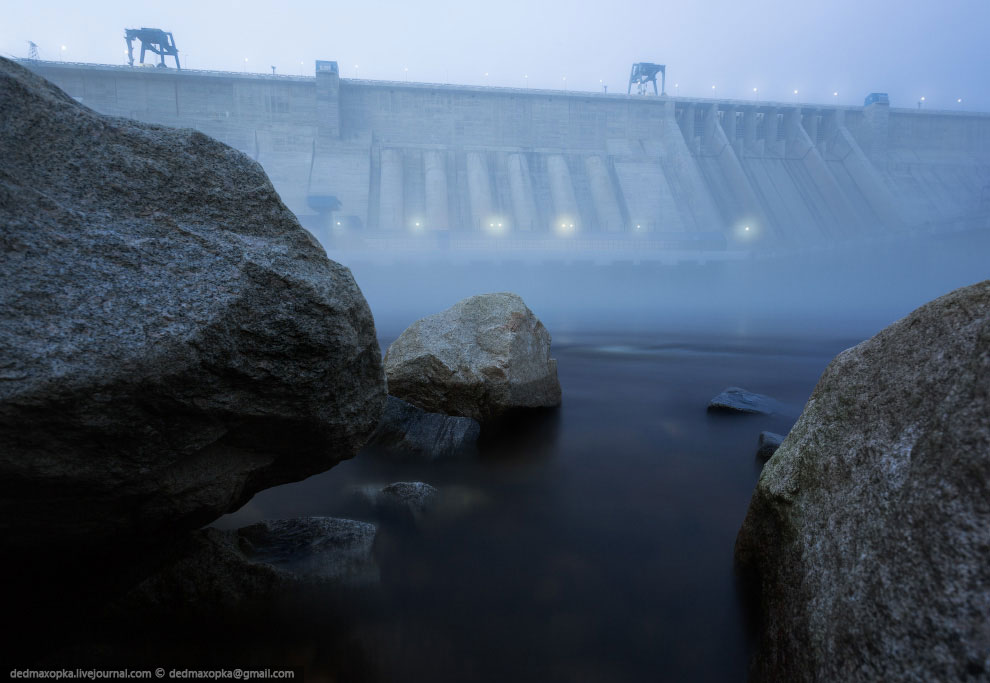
xmin=211 ymin=329 xmax=859 ymax=682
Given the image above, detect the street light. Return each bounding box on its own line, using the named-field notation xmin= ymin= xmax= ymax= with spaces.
xmin=60 ymin=45 xmax=66 ymax=62
xmin=243 ymin=57 xmax=248 ymax=72
xmin=674 ymin=83 xmax=679 ymax=96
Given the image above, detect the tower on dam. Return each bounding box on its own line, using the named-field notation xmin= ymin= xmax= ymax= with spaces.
xmin=18 ymin=58 xmax=990 ymax=254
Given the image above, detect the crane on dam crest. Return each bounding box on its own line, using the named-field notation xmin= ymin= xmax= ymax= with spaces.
xmin=125 ymin=28 xmax=180 ymax=70
xmin=628 ymin=62 xmax=666 ymax=95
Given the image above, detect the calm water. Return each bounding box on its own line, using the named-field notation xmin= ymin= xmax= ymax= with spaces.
xmin=207 ymin=330 xmax=858 ymax=682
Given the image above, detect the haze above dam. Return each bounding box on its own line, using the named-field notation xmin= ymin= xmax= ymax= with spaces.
xmin=21 ymin=59 xmax=990 ymax=259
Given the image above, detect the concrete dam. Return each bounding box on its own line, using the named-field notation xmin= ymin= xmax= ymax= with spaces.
xmin=20 ymin=59 xmax=990 ymax=256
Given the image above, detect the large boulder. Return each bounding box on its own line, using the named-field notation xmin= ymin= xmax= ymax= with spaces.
xmin=0 ymin=58 xmax=385 ymax=550
xmin=735 ymin=281 xmax=990 ymax=681
xmin=383 ymin=293 xmax=561 ymax=423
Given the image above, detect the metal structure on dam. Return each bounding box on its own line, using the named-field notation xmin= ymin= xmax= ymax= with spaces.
xmin=19 ymin=59 xmax=990 ymax=259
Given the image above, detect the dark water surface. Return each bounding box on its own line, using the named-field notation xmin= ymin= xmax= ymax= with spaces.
xmin=208 ymin=330 xmax=858 ymax=682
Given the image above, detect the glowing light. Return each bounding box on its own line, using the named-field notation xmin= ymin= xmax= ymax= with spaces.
xmin=793 ymin=89 xmax=798 ymax=95
xmin=920 ymin=96 xmax=925 ymax=101
xmin=498 ymin=223 xmax=503 ymax=228
xmin=958 ymin=98 xmax=963 ymax=103
xmin=61 ymin=45 xmax=66 ymax=51
xmin=569 ymin=223 xmax=574 ymax=228
xmin=833 ymin=91 xmax=838 ymax=97
xmin=744 ymin=225 xmax=750 ymax=232
xmin=753 ymin=87 xmax=758 ymax=92
xmin=336 ymin=221 xmax=341 ymax=226
xmin=635 ymin=224 xmax=641 ymax=230
xmin=489 ymin=223 xmax=494 ymax=228
xmin=414 ymin=221 xmax=420 ymax=227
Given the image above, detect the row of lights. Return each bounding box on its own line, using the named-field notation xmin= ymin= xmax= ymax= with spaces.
xmin=102 ymin=50 xmax=972 ymax=108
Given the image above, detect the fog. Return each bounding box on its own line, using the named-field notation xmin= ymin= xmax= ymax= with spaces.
xmin=5 ymin=1 xmax=989 ymax=345
xmin=342 ymin=228 xmax=990 ymax=343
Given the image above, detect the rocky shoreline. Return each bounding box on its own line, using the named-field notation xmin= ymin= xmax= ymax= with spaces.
xmin=3 ymin=56 xmax=988 ymax=680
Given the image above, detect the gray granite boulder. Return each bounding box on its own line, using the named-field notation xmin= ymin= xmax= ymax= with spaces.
xmin=0 ymin=58 xmax=385 ymax=550
xmin=383 ymin=293 xmax=561 ymax=423
xmin=735 ymin=281 xmax=990 ymax=681
xmin=123 ymin=517 xmax=378 ymax=612
xmin=755 ymin=431 xmax=784 ymax=461
xmin=708 ymin=387 xmax=783 ymax=415
xmin=367 ymin=395 xmax=480 ymax=460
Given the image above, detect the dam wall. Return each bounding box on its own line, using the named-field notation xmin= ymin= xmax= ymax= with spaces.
xmin=20 ymin=59 xmax=990 ymax=250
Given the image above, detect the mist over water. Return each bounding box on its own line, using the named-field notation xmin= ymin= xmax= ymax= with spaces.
xmin=202 ymin=226 xmax=990 ymax=681
xmin=344 ymin=227 xmax=990 ymax=340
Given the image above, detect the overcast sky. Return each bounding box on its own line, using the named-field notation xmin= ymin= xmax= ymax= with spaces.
xmin=2 ymin=0 xmax=987 ymax=110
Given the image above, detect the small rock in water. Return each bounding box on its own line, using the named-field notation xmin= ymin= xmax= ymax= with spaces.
xmin=756 ymin=431 xmax=784 ymax=461
xmin=367 ymin=396 xmax=480 ymax=460
xmin=237 ymin=517 xmax=379 ymax=586
xmin=351 ymin=481 xmax=440 ymax=523
xmin=121 ymin=517 xmax=378 ymax=612
xmin=708 ymin=387 xmax=782 ymax=415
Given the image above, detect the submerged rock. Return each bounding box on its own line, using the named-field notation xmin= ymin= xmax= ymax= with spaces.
xmin=384 ymin=293 xmax=561 ymax=423
xmin=352 ymin=481 xmax=440 ymax=523
xmin=755 ymin=431 xmax=784 ymax=461
xmin=367 ymin=395 xmax=480 ymax=460
xmin=0 ymin=58 xmax=386 ymax=550
xmin=707 ymin=387 xmax=782 ymax=415
xmin=125 ymin=517 xmax=378 ymax=612
xmin=735 ymin=281 xmax=990 ymax=681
